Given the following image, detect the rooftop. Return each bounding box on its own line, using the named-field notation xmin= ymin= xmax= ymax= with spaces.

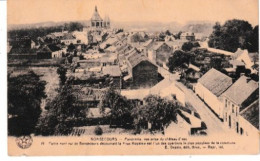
xmin=198 ymin=68 xmax=233 ymax=97
xmin=222 ymin=76 xmax=258 ymax=106
xmin=240 ymin=100 xmax=259 ymax=129
xmin=102 ymin=66 xmax=122 ymax=77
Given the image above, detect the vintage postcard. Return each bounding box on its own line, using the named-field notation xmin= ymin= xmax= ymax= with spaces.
xmin=7 ymin=0 xmax=259 ymax=156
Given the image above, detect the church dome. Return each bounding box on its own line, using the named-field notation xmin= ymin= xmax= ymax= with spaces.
xmin=91 ymin=6 xmax=103 ymax=21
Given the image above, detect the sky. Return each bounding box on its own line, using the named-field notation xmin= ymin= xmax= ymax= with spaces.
xmin=7 ymin=0 xmax=259 ymax=26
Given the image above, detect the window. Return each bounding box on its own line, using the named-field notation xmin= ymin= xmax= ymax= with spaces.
xmin=232 ymin=104 xmax=234 ymax=113
xmin=240 ymin=128 xmax=244 ymax=135
xmin=225 ymin=99 xmax=227 ymax=108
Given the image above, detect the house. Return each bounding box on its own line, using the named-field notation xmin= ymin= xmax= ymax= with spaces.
xmin=147 ymin=42 xmax=172 ymax=65
xmin=72 ymin=31 xmax=88 ymax=44
xmin=164 ymin=35 xmax=175 ymax=42
xmin=195 ymin=68 xmax=233 ymax=119
xmin=221 ymin=76 xmax=259 ymax=134
xmin=180 ymin=32 xmax=195 ymax=41
xmin=125 ymin=52 xmax=158 ymax=88
xmin=36 ymin=44 xmax=63 ymax=59
xmin=99 ymin=36 xmax=118 ymax=49
xmin=9 ymin=36 xmax=36 ymax=49
xmin=232 ymin=48 xmax=254 ymax=70
xmin=8 ymin=47 xmax=37 ymax=59
xmin=60 ymin=33 xmax=77 ymax=45
xmin=102 ymin=65 xmax=122 ymax=89
xmin=239 ymin=100 xmax=259 ymax=136
xmin=72 ymin=86 xmax=106 ymax=108
xmin=100 ymin=54 xmax=118 ymax=66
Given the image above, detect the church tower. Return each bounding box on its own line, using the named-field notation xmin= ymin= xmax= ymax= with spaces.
xmin=90 ymin=6 xmax=110 ymax=29
xmin=91 ymin=6 xmax=103 ymax=28
xmin=104 ymin=15 xmax=110 ymax=29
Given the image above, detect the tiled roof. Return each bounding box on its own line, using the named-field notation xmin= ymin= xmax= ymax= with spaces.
xmin=198 ymin=68 xmax=233 ymax=97
xmin=61 ymin=33 xmax=76 ymax=40
xmin=102 ymin=65 xmax=121 ymax=77
xmin=47 ymin=44 xmax=61 ymax=52
xmin=222 ymin=76 xmax=258 ymax=105
xmin=126 ymin=51 xmax=156 ymax=69
xmin=240 ymin=100 xmax=259 ymax=129
xmin=73 ymin=86 xmax=106 ymax=101
xmin=232 ymin=48 xmax=247 ymax=60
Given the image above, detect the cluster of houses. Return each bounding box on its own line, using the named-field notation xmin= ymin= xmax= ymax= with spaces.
xmin=195 ymin=68 xmax=258 ymax=136
xmin=8 ymin=6 xmax=259 ymax=136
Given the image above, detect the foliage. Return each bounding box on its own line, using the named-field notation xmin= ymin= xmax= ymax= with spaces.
xmin=36 ymin=81 xmax=86 ymax=136
xmin=208 ymin=19 xmax=258 ymax=52
xmin=8 ymin=71 xmax=46 ymax=136
xmin=64 ymin=22 xmax=83 ymax=32
xmin=173 ymin=31 xmax=182 ymax=39
xmin=131 ymin=33 xmax=147 ymax=42
xmin=100 ymin=88 xmax=134 ymax=127
xmin=57 ymin=66 xmax=67 ymax=85
xmin=168 ymin=50 xmax=191 ymax=72
xmin=8 ymin=22 xmax=84 ymax=41
xmin=165 ymin=30 xmax=172 ymax=36
xmin=132 ymin=95 xmax=180 ymax=132
xmin=94 ymin=126 xmax=103 ymax=135
xmin=181 ymin=42 xmax=199 ymax=52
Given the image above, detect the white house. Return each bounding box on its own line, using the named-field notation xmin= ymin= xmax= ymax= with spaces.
xmin=232 ymin=48 xmax=254 ymax=70
xmin=221 ymin=76 xmax=259 ymax=134
xmin=195 ymin=68 xmax=233 ymax=119
xmin=60 ymin=33 xmax=77 ymax=45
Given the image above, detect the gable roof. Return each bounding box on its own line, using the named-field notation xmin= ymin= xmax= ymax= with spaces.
xmin=240 ymin=100 xmax=259 ymax=129
xmin=232 ymin=48 xmax=247 ymax=60
xmin=47 ymin=44 xmax=61 ymax=52
xmin=222 ymin=76 xmax=259 ymax=106
xmin=126 ymin=51 xmax=156 ymax=69
xmin=102 ymin=66 xmax=122 ymax=77
xmin=198 ymin=68 xmax=233 ymax=97
xmin=61 ymin=33 xmax=76 ymax=40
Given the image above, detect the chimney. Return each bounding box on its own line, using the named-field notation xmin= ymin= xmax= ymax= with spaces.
xmin=246 ymin=77 xmax=251 ymax=83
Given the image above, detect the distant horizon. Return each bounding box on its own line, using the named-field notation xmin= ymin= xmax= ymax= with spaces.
xmin=8 ymin=0 xmax=258 ymax=27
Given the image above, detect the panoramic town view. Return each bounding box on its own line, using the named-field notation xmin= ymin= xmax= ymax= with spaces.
xmin=8 ymin=3 xmax=259 ymax=138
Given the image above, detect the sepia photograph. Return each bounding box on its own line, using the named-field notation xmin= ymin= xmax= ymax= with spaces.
xmin=6 ymin=0 xmax=259 ymax=156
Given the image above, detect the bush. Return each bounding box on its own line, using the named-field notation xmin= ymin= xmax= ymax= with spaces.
xmin=94 ymin=126 xmax=103 ymax=135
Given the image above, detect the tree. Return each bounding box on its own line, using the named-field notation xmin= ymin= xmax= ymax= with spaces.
xmin=248 ymin=25 xmax=259 ymax=52
xmin=168 ymin=50 xmax=191 ymax=72
xmin=57 ymin=66 xmax=67 ymax=86
xmin=8 ymin=71 xmax=46 ymax=136
xmin=64 ymin=22 xmax=84 ymax=32
xmin=173 ymin=31 xmax=182 ymax=39
xmin=208 ymin=19 xmax=254 ymax=52
xmin=132 ymin=95 xmax=180 ymax=132
xmin=100 ymin=88 xmax=134 ymax=127
xmin=165 ymin=30 xmax=172 ymax=36
xmin=36 ymin=81 xmax=85 ymax=136
xmin=182 ymin=42 xmax=194 ymax=51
